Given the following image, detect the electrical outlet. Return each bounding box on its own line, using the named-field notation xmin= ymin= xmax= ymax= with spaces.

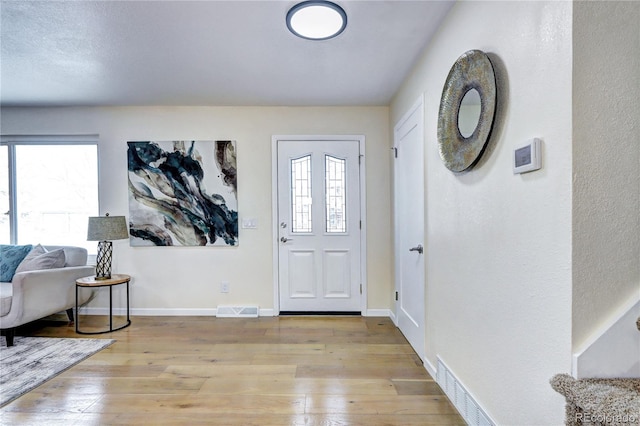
xmin=220 ymin=281 xmax=230 ymax=293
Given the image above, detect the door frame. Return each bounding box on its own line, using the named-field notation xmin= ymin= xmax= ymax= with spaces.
xmin=271 ymin=135 xmax=367 ymax=315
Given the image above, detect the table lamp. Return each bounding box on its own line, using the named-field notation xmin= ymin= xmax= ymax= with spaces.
xmin=87 ymin=213 xmax=129 ymax=280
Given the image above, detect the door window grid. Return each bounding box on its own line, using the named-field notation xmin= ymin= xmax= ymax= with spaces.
xmin=325 ymin=155 xmax=347 ymax=233
xmin=291 ymin=155 xmax=312 ymax=233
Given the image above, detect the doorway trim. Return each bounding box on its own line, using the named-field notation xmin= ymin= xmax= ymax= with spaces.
xmin=271 ymin=135 xmax=367 ymax=315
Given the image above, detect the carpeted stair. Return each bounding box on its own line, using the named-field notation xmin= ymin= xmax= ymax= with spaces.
xmin=550 ymin=317 xmax=640 ymax=425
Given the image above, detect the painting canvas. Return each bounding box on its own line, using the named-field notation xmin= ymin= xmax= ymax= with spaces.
xmin=127 ymin=140 xmax=238 ymax=246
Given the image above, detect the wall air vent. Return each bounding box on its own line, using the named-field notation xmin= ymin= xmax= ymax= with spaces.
xmin=436 ymin=356 xmax=495 ymax=426
xmin=216 ymin=305 xmax=259 ymax=318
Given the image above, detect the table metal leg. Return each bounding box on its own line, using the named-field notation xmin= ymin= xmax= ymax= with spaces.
xmin=126 ymin=280 xmax=130 ymax=323
xmin=75 ymin=285 xmax=79 ymax=333
xmin=109 ymin=285 xmax=113 ymax=332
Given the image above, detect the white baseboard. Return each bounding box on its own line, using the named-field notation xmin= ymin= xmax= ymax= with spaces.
xmin=423 ymin=356 xmax=437 ymax=380
xmin=389 ymin=309 xmax=398 ymax=325
xmin=80 ymin=307 xmax=217 ymax=316
xmin=364 ymin=308 xmax=391 ymax=317
xmin=79 ymin=307 xmax=341 ymax=317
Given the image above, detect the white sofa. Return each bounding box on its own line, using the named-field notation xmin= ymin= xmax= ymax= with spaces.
xmin=0 ymin=245 xmax=95 ymax=346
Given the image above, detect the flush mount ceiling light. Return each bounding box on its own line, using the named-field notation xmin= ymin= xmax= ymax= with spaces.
xmin=286 ymin=1 xmax=347 ymax=40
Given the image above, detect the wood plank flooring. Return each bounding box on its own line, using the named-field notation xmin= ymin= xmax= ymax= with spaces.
xmin=1 ymin=315 xmax=465 ymax=425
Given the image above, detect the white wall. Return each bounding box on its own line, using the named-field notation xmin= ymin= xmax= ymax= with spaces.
xmin=0 ymin=106 xmax=392 ymax=314
xmin=391 ymin=2 xmax=573 ymax=424
xmin=572 ymin=0 xmax=640 ymax=351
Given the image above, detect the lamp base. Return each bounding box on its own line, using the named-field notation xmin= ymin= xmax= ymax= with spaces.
xmin=95 ymin=240 xmax=113 ymax=280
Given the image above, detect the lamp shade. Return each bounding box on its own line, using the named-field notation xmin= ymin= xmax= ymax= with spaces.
xmin=87 ymin=214 xmax=129 ymax=241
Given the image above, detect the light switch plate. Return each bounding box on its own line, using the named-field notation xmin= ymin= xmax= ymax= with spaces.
xmin=241 ymin=218 xmax=258 ymax=229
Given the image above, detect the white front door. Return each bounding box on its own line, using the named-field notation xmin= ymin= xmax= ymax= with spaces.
xmin=394 ymin=98 xmax=426 ymax=359
xmin=276 ymin=139 xmax=362 ymax=312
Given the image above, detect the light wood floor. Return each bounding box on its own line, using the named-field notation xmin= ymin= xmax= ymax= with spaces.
xmin=1 ymin=315 xmax=464 ymax=425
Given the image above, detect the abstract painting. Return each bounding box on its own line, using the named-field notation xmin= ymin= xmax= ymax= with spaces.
xmin=127 ymin=140 xmax=238 ymax=246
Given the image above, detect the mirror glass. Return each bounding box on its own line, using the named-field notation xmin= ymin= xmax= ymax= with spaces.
xmin=457 ymin=89 xmax=482 ymax=138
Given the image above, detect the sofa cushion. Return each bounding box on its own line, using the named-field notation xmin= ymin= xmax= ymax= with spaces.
xmin=0 ymin=282 xmax=11 ymax=316
xmin=0 ymin=244 xmax=33 ymax=282
xmin=44 ymin=246 xmax=88 ymax=267
xmin=15 ymin=245 xmax=66 ymax=274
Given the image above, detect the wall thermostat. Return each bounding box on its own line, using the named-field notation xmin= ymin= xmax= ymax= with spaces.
xmin=513 ymin=138 xmax=542 ymax=174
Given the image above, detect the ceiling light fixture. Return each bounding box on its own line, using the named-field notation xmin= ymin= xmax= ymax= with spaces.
xmin=286 ymin=1 xmax=347 ymax=41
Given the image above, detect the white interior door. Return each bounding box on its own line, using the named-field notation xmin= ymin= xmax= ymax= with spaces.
xmin=277 ymin=139 xmax=361 ymax=312
xmin=394 ymin=98 xmax=425 ymax=358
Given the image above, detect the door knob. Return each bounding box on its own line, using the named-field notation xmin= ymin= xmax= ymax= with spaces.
xmin=280 ymin=237 xmax=293 ymax=243
xmin=409 ymin=244 xmax=423 ymax=254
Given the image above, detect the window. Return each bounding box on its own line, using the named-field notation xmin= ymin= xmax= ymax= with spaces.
xmin=0 ymin=145 xmax=8 ymax=243
xmin=325 ymin=155 xmax=347 ymax=233
xmin=291 ymin=155 xmax=312 ymax=233
xmin=1 ymin=135 xmax=99 ymax=252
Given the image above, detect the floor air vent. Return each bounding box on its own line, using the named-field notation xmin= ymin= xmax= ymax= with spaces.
xmin=216 ymin=305 xmax=259 ymax=318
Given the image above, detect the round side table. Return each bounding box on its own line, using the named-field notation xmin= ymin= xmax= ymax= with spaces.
xmin=75 ymin=274 xmax=131 ymax=334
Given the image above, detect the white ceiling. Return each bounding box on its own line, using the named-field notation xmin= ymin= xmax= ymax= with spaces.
xmin=0 ymin=0 xmax=454 ymax=107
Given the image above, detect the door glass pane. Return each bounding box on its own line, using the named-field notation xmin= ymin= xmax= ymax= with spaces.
xmin=15 ymin=145 xmax=98 ymax=251
xmin=0 ymin=146 xmax=9 ymax=244
xmin=325 ymin=155 xmax=346 ymax=233
xmin=291 ymin=155 xmax=312 ymax=233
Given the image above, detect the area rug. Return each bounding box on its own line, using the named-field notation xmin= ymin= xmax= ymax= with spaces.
xmin=0 ymin=336 xmax=114 ymax=407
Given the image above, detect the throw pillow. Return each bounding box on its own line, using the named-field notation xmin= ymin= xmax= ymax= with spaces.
xmin=15 ymin=246 xmax=66 ymax=274
xmin=17 ymin=243 xmax=47 ymax=263
xmin=0 ymin=244 xmax=33 ymax=282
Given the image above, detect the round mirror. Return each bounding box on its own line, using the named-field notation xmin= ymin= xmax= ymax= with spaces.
xmin=457 ymin=89 xmax=481 ymax=138
xmin=437 ymin=50 xmax=497 ymax=172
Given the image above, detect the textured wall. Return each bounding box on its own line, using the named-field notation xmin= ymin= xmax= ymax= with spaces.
xmin=391 ymin=1 xmax=573 ymax=424
xmin=0 ymin=106 xmax=392 ymax=313
xmin=572 ymin=1 xmax=640 ymax=349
